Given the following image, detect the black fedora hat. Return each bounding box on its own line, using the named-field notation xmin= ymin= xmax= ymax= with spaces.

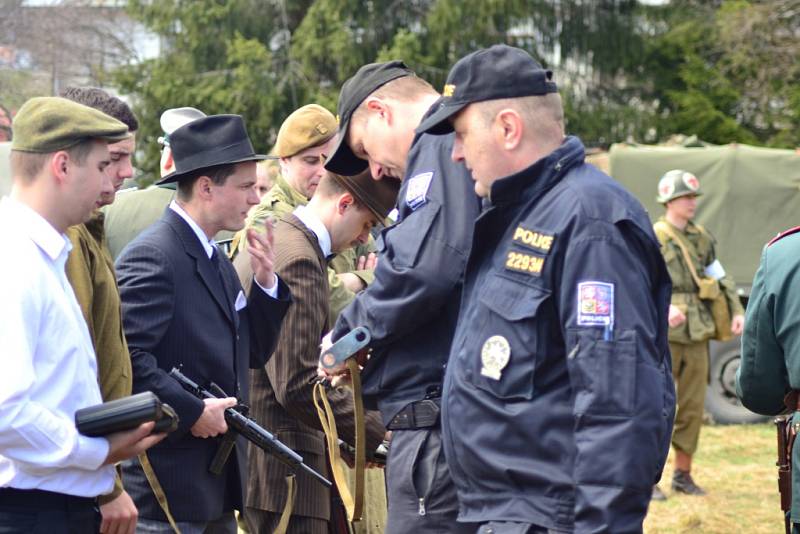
xmin=158 ymin=114 xmax=267 ymax=184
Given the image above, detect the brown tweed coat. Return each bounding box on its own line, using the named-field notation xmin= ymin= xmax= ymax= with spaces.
xmin=245 ymin=214 xmax=385 ymax=520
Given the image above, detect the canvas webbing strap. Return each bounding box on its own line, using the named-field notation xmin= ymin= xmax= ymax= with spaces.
xmin=312 ymin=357 xmax=365 ymax=522
xmin=273 ymin=474 xmax=297 ymax=534
xmin=140 ymin=451 xmax=295 ymax=534
xmin=654 ymin=221 xmax=705 ymax=288
xmin=138 ymin=453 xmax=181 ymax=533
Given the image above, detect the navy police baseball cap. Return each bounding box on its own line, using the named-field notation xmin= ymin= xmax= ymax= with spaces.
xmin=325 ymin=60 xmax=413 ymax=176
xmin=417 ymin=45 xmax=558 ymax=136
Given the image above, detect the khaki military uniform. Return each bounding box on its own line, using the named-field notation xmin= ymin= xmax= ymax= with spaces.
xmin=65 ymin=211 xmax=133 ymax=504
xmin=102 ymin=185 xmax=175 ymax=260
xmin=654 ymin=217 xmax=743 ymax=454
xmin=233 ymin=174 xmax=377 ymax=320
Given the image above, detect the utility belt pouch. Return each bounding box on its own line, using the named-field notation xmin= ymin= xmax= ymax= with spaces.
xmin=697 ymin=277 xmax=720 ymax=300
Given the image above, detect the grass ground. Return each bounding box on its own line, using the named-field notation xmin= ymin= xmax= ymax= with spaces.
xmin=644 ymin=422 xmax=781 ymax=534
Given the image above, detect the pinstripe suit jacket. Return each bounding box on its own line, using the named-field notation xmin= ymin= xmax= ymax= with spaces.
xmin=246 ymin=214 xmax=385 ymax=519
xmin=115 ymin=207 xmax=290 ymax=522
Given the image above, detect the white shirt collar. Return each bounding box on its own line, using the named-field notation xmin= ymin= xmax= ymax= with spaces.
xmin=2 ymin=196 xmax=71 ymax=262
xmin=293 ymin=205 xmax=332 ymax=258
xmin=169 ymin=200 xmax=216 ymax=258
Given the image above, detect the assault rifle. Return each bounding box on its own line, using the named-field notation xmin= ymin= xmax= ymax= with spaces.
xmin=170 ymin=367 xmax=331 ymax=488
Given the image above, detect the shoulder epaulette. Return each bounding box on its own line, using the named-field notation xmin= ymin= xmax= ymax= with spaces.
xmin=767 ymin=226 xmax=800 ymax=247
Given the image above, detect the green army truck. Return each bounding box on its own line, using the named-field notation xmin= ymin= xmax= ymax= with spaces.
xmin=604 ymin=140 xmax=800 ymax=423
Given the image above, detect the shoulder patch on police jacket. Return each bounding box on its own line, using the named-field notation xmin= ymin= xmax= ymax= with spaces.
xmin=768 ymin=226 xmax=800 ymax=247
xmin=512 ymin=226 xmax=555 ymax=254
xmin=577 ymin=281 xmax=615 ymax=328
xmin=405 ymin=171 xmax=433 ymax=211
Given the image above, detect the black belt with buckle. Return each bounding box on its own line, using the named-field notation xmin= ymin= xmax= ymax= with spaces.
xmin=387 ymin=398 xmax=441 ymax=430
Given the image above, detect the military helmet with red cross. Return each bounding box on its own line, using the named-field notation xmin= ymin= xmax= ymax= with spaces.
xmin=656 ymin=169 xmax=702 ymax=204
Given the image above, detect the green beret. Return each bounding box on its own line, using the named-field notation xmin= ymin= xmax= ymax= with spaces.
xmin=12 ymin=96 xmax=130 ymax=153
xmin=273 ymin=104 xmax=337 ymax=158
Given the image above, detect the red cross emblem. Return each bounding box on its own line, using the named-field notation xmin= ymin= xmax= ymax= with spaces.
xmin=684 ymin=173 xmax=699 ymax=191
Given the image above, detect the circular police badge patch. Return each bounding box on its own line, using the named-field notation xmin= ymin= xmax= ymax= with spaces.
xmin=480 ymin=335 xmax=511 ymax=381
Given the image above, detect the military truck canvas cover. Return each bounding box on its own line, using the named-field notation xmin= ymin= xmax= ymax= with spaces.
xmin=0 ymin=142 xmax=11 ymax=197
xmin=608 ymin=142 xmax=800 ymax=291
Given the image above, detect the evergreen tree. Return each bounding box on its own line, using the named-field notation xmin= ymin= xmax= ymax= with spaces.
xmin=114 ymin=0 xmax=800 ymax=181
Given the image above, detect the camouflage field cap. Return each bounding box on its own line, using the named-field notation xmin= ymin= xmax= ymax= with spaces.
xmin=273 ymin=104 xmax=337 ymax=159
xmin=330 ymin=168 xmax=400 ymax=222
xmin=12 ymin=96 xmax=129 ymax=153
xmin=657 ymin=169 xmax=703 ymax=204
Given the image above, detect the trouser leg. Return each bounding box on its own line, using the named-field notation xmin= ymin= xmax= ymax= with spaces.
xmin=340 ymin=458 xmax=387 ymax=534
xmin=385 ymin=427 xmax=477 ymax=534
xmin=670 ymin=341 xmax=709 ymax=456
xmin=0 ymin=489 xmax=100 ymax=534
xmin=243 ymin=508 xmax=327 ymax=534
xmin=136 ymin=511 xmax=236 ymax=534
xmin=477 ymin=522 xmax=569 ymax=534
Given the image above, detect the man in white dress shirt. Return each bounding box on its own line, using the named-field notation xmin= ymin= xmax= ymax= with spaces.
xmin=0 ymin=97 xmax=165 ymax=534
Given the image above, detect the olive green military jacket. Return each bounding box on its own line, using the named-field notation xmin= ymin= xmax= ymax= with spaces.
xmin=737 ymin=230 xmax=800 ymax=521
xmin=102 ymin=184 xmax=175 ymax=260
xmin=65 ymin=211 xmax=132 ymax=504
xmin=233 ymin=174 xmax=376 ymax=319
xmin=654 ymin=217 xmax=743 ymax=344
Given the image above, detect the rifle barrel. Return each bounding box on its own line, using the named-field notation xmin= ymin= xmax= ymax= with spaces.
xmin=169 ymin=367 xmax=332 ymax=488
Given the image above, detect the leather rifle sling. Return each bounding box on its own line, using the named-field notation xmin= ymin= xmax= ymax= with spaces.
xmin=312 ymin=357 xmax=366 ymax=522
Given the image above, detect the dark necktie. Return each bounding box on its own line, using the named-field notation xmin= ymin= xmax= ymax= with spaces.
xmin=210 ymin=246 xmax=235 ymax=310
xmin=210 ymin=246 xmax=240 ymax=396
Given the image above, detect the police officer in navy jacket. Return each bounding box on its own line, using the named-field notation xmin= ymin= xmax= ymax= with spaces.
xmin=418 ymin=45 xmax=676 ymax=533
xmin=321 ymin=61 xmax=481 ymax=533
